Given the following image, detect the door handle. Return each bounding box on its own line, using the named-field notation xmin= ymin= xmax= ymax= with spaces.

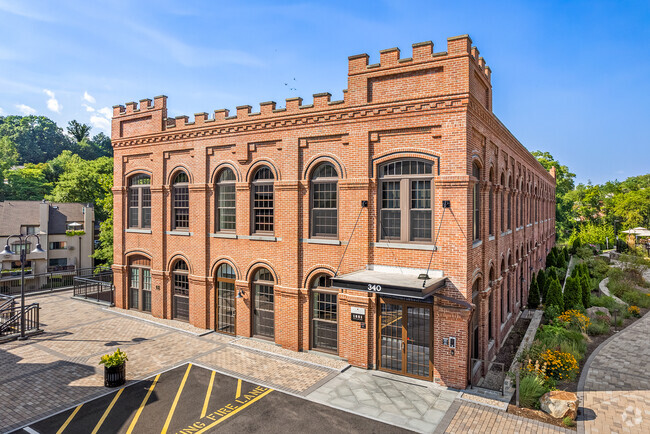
xmin=401 ymin=341 xmax=405 ymax=352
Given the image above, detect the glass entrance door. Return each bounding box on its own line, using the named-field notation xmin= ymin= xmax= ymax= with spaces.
xmin=216 ymin=264 xmax=236 ymax=335
xmin=379 ymin=299 xmax=432 ymax=380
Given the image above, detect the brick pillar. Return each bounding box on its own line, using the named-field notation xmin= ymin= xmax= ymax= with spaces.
xmin=112 ymin=264 xmax=126 ymax=308
xmin=189 ymin=275 xmax=209 ymax=329
xmin=235 ymin=280 xmax=251 ymax=337
xmin=339 ymin=291 xmax=372 ymax=368
xmin=150 ymin=269 xmax=165 ymax=318
xmin=275 ymin=285 xmax=299 ymax=350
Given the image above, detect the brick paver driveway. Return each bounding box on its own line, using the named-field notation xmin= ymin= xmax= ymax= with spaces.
xmin=0 ymin=292 xmax=337 ymax=433
xmin=579 ymin=311 xmax=650 ymax=434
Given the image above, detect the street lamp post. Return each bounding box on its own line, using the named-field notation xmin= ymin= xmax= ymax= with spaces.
xmin=1 ymin=234 xmax=45 ymax=339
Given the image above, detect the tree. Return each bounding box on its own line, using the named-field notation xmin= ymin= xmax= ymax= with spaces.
xmin=92 ymin=174 xmax=114 ymax=265
xmin=563 ymin=276 xmax=583 ymax=311
xmin=4 ymin=163 xmax=53 ymax=200
xmin=0 ymin=115 xmax=71 ymax=163
xmin=533 ymin=151 xmax=576 ymax=240
xmin=46 ymin=156 xmax=113 ymax=220
xmin=580 ymin=274 xmax=591 ymax=308
xmin=546 ymin=278 xmax=564 ymax=311
xmin=0 ymin=136 xmax=19 ymax=200
xmin=546 ymin=250 xmax=556 ymax=268
xmin=90 ymin=132 xmax=112 ymax=157
xmin=537 ymin=270 xmax=547 ymax=303
xmin=528 ymin=276 xmax=540 ymax=309
xmin=67 ymin=120 xmax=91 ymax=142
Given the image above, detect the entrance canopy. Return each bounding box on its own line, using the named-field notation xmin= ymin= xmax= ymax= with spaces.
xmin=332 ymin=269 xmax=446 ymax=300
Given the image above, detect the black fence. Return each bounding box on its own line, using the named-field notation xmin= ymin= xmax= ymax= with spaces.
xmin=0 ymin=266 xmax=111 ymax=296
xmin=0 ymin=301 xmax=40 ymax=338
xmin=73 ymin=271 xmax=114 ymax=305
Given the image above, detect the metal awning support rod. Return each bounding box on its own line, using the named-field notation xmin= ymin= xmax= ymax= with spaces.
xmin=334 ymin=200 xmax=368 ymax=277
xmin=423 ymin=201 xmax=450 ymax=287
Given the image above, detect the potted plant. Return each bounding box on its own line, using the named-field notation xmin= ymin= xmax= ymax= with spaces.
xmin=99 ymin=348 xmax=128 ymax=387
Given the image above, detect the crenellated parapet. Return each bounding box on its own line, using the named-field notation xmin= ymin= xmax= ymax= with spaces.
xmin=111 ymin=35 xmax=493 ymax=143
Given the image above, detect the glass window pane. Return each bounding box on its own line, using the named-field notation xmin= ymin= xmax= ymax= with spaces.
xmin=218 ymin=184 xmax=236 ymax=231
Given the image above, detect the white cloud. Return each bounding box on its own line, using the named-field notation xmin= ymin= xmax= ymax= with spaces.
xmin=83 ymin=91 xmax=96 ymax=104
xmin=0 ymin=107 xmax=4 ymax=115
xmin=98 ymin=107 xmax=112 ymax=118
xmin=43 ymin=89 xmax=61 ymax=113
xmin=82 ymin=104 xmax=95 ymax=112
xmin=90 ymin=115 xmax=110 ymax=131
xmin=16 ymin=104 xmax=36 ymax=115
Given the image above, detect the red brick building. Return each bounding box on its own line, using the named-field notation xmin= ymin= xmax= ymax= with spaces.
xmin=111 ymin=35 xmax=555 ymax=389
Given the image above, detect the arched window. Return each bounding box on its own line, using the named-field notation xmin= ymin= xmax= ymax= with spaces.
xmin=488 ymin=266 xmax=495 ymax=341
xmin=252 ymin=267 xmax=275 ymax=338
xmin=379 ymin=159 xmax=434 ymax=243
xmin=251 ymin=166 xmax=274 ymax=234
xmin=500 ymin=258 xmax=506 ymax=323
xmin=128 ymin=174 xmax=151 ymax=229
xmin=172 ymin=259 xmax=189 ymax=321
xmin=507 ymin=176 xmax=512 ymax=230
xmin=500 ymin=173 xmax=505 ymax=233
xmin=311 ymin=163 xmax=338 ymax=238
xmin=216 ymin=263 xmax=236 ymax=334
xmin=472 ymin=162 xmax=481 ymax=241
xmin=311 ymin=273 xmax=337 ymax=353
xmin=128 ymin=255 xmax=151 ymax=312
xmin=172 ymin=172 xmax=190 ymax=230
xmin=471 ymin=280 xmax=481 ymax=362
xmin=216 ymin=168 xmax=236 ymax=232
xmin=488 ymin=169 xmax=494 ymax=236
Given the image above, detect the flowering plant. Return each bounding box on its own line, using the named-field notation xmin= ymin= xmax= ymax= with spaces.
xmin=557 ymin=310 xmax=591 ymax=333
xmin=628 ymin=305 xmax=641 ymax=317
xmin=539 ymin=349 xmax=578 ymax=381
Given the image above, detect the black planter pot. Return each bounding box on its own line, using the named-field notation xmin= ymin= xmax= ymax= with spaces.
xmin=104 ymin=363 xmax=126 ymax=387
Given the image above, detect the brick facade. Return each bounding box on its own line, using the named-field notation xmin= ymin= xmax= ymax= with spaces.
xmin=111 ymin=35 xmax=555 ymax=389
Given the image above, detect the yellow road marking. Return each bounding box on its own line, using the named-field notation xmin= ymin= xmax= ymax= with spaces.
xmin=161 ymin=363 xmax=192 ymax=434
xmin=56 ymin=403 xmax=83 ymax=434
xmin=235 ymin=378 xmax=242 ymax=399
xmin=195 ymin=388 xmax=273 ymax=434
xmin=200 ymin=371 xmax=216 ymax=418
xmin=126 ymin=373 xmax=161 ymax=434
xmin=91 ymin=388 xmax=124 ymax=434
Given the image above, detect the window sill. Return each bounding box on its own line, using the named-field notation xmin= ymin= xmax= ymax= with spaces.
xmin=488 ymin=235 xmax=495 ymax=241
xmin=526 ymin=224 xmax=532 ymax=228
xmin=165 ymin=231 xmax=192 ymax=236
xmin=488 ymin=339 xmax=495 ymax=352
xmin=125 ymin=229 xmax=152 ymax=234
xmin=372 ymin=242 xmax=438 ymax=251
xmin=239 ymin=235 xmax=281 ymax=242
xmin=501 ymin=230 xmax=512 ymax=236
xmin=210 ymin=233 xmax=238 ymax=239
xmin=472 ymin=240 xmax=482 ymax=248
xmin=301 ymin=238 xmax=342 ymax=246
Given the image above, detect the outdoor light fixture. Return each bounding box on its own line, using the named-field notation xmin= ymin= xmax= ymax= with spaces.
xmin=236 ymin=289 xmax=244 ymax=299
xmin=2 ymin=233 xmax=45 ymax=339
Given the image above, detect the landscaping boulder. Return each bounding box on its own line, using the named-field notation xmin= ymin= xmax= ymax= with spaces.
xmin=586 ymin=306 xmax=611 ymax=322
xmin=540 ymin=391 xmax=579 ymax=419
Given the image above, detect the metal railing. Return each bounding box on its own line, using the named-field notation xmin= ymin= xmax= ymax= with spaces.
xmin=0 ymin=302 xmax=40 ymax=338
xmin=73 ymin=271 xmax=114 ymax=305
xmin=0 ymin=266 xmax=111 ymax=296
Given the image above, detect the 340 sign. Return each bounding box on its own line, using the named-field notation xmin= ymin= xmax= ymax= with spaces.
xmin=367 ymin=284 xmax=382 ymax=292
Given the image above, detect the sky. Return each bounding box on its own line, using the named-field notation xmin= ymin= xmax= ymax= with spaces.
xmin=0 ymin=0 xmax=648 ymax=185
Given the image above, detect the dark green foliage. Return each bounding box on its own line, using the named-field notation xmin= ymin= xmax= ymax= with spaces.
xmin=580 ymin=274 xmax=591 ymax=308
xmin=528 ymin=277 xmax=541 ymax=309
xmin=546 ymin=250 xmax=556 ymax=268
xmin=563 ymin=248 xmax=569 ymax=263
xmin=571 ymin=237 xmax=581 ymax=254
xmin=0 ymin=115 xmax=71 ymax=163
xmin=546 ymin=278 xmax=564 ymax=311
xmin=563 ymin=276 xmax=583 ymax=311
xmin=537 ymin=270 xmax=547 ymax=302
xmin=519 ymin=374 xmax=549 ymax=409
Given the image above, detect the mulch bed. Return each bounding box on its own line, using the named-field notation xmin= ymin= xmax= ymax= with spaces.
xmin=493 ymin=315 xmax=531 ymax=368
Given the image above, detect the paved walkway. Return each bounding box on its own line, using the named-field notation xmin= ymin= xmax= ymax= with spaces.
xmin=0 ymin=292 xmax=338 ymax=433
xmin=579 ymin=310 xmax=650 ymax=434
xmin=308 ymin=367 xmax=460 ymax=433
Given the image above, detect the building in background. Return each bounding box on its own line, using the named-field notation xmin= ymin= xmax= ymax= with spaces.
xmin=111 ymin=35 xmax=555 ymax=388
xmin=0 ymin=201 xmax=95 ymax=288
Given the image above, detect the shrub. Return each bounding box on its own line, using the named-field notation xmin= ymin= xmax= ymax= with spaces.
xmin=559 ymin=340 xmax=585 ymax=363
xmin=576 ymin=246 xmax=594 ymax=259
xmin=528 ymin=278 xmax=541 ymax=309
xmin=590 ymin=295 xmax=623 ymax=312
xmin=557 ymin=310 xmax=591 ymax=333
xmin=519 ymin=373 xmax=549 ymax=409
xmin=99 ymin=348 xmax=128 ymax=368
xmin=563 ymin=248 xmax=570 ymax=263
xmin=563 ymin=276 xmax=583 ymax=311
xmin=587 ymin=319 xmax=610 ymax=335
xmin=580 ymin=274 xmax=591 ymax=308
xmin=563 ymin=417 xmax=576 ymax=427
xmin=628 ymin=305 xmax=641 ymax=317
xmin=539 ymin=349 xmax=579 ymax=381
xmin=543 ymin=304 xmax=562 ymax=322
xmin=546 ymin=250 xmax=556 ymax=268
xmin=571 ymin=237 xmax=581 ymax=254
xmin=545 ymin=279 xmax=564 ymax=311
xmin=537 ymin=270 xmax=547 ymax=302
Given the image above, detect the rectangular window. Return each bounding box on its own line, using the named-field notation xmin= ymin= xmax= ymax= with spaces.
xmin=128 ymin=188 xmax=139 ymax=227
xmin=11 ymin=243 xmax=31 ymax=255
xmin=410 ymin=180 xmax=431 ymax=241
xmin=49 ymin=241 xmax=67 ymax=250
xmin=380 ymin=181 xmax=401 ymax=239
xmin=141 ymin=187 xmax=151 ymax=228
xmin=173 ymin=185 xmax=190 ymax=229
xmin=142 ymin=269 xmax=151 ymax=312
xmin=49 ymin=258 xmax=67 ymax=267
xmin=218 ymin=184 xmax=236 ymax=231
xmin=21 ymin=226 xmax=39 ymax=235
xmin=312 ymin=182 xmax=337 ymax=237
xmin=253 ymin=184 xmax=274 ymax=233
